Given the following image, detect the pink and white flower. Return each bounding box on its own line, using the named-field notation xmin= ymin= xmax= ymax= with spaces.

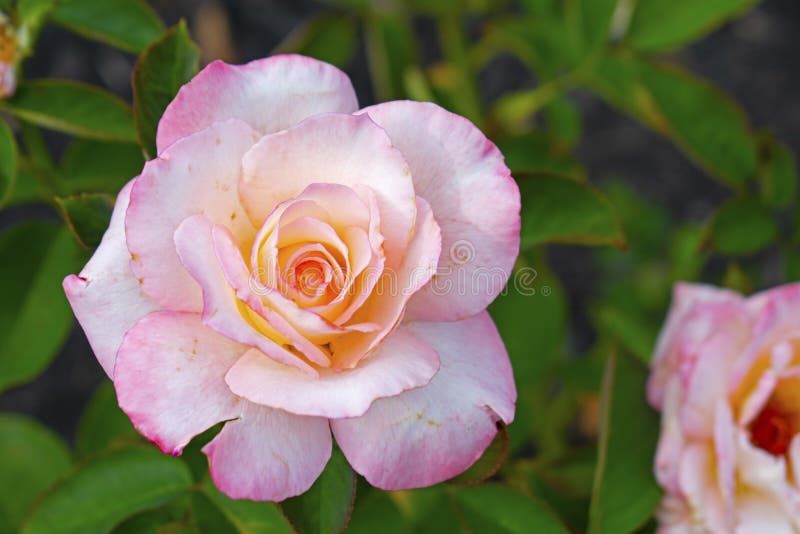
xmin=64 ymin=55 xmax=519 ymax=501
xmin=649 ymin=282 xmax=800 ymax=532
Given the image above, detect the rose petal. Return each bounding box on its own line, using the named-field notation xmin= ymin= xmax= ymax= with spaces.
xmin=114 ymin=311 xmax=244 ymax=455
xmin=127 ymin=119 xmax=259 ymax=311
xmin=156 ymin=54 xmax=358 ymax=154
xmin=240 ymin=113 xmax=415 ymax=267
xmin=203 ymin=401 xmax=331 ymax=502
xmin=331 ymin=312 xmax=515 ymax=490
xmin=224 ymin=325 xmax=439 ymax=418
xmin=174 ymin=214 xmax=316 ymax=374
xmin=330 ymin=196 xmax=440 ymax=368
xmin=359 ymin=101 xmax=520 ymax=322
xmin=648 ymin=282 xmax=744 ymax=409
xmin=63 ymin=179 xmax=159 ymax=378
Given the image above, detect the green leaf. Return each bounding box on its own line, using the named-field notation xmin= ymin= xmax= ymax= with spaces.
xmin=76 ymin=381 xmax=140 ymax=458
xmin=594 ymin=306 xmax=658 ymax=364
xmin=133 ymin=20 xmax=200 ymax=158
xmin=59 ymin=139 xmax=144 ymax=195
xmin=575 ymin=0 xmax=620 ymax=49
xmin=489 ymin=260 xmax=566 ymax=386
xmin=55 ymin=193 xmax=113 ymax=249
xmin=0 ymin=414 xmax=72 ymax=534
xmin=51 ymin=0 xmax=164 ymax=53
xmin=710 ymin=198 xmax=778 ymax=255
xmin=640 ymin=62 xmax=757 ymax=187
xmin=546 ymin=97 xmax=582 ymax=149
xmin=454 ymin=484 xmax=569 ymax=534
xmin=519 ymin=172 xmax=625 ymax=249
xmin=0 ymin=222 xmax=83 ymax=393
xmin=22 ymin=447 xmax=193 ymax=534
xmin=280 ymin=448 xmax=356 ymax=534
xmin=448 ymin=424 xmax=509 ymax=486
xmin=758 ymin=138 xmax=797 ymax=208
xmin=496 ymin=133 xmax=585 ymax=178
xmin=346 ymin=486 xmax=405 ymax=534
xmin=588 ymin=351 xmax=661 ymax=534
xmin=591 ymin=55 xmax=758 ymax=188
xmin=16 ymin=0 xmax=57 ymax=40
xmin=274 ymin=14 xmax=357 ymax=68
xmin=2 ymin=81 xmax=137 ymax=142
xmin=364 ymin=13 xmax=418 ymax=102
xmin=198 ymin=477 xmax=292 ymax=534
xmin=0 ymin=118 xmax=16 ymax=207
xmin=627 ymin=0 xmax=758 ymax=52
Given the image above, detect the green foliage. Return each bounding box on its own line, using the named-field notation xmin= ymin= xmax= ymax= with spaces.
xmin=454 ymin=484 xmax=569 ymax=533
xmin=710 ymin=197 xmax=779 ymax=255
xmin=59 ymin=139 xmax=144 ymax=195
xmin=75 ymin=381 xmax=141 ymax=458
xmin=133 ymin=20 xmax=200 ymax=158
xmin=275 ymin=14 xmax=358 ymax=68
xmin=591 ymin=54 xmax=758 ymax=188
xmin=55 ymin=193 xmax=113 ymax=249
xmin=0 ymin=118 xmax=16 ymax=207
xmin=0 ymin=414 xmax=71 ymax=534
xmin=2 ymin=81 xmax=137 ymax=142
xmin=197 ymin=477 xmax=292 ymax=533
xmin=22 ymin=447 xmax=193 ymax=534
xmin=589 ymin=351 xmax=661 ymax=534
xmin=519 ymin=172 xmax=626 ymax=249
xmin=0 ymin=222 xmax=83 ymax=393
xmin=50 ymin=0 xmax=164 ymax=53
xmin=627 ymin=0 xmax=759 ymax=52
xmin=281 ymin=448 xmax=357 ymax=534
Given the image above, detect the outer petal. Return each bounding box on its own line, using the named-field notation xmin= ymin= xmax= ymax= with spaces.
xmin=63 ymin=179 xmax=159 ymax=378
xmin=225 ymin=326 xmax=439 ymax=418
xmin=359 ymin=101 xmax=520 ymax=322
xmin=203 ymin=401 xmax=332 ymax=502
xmin=156 ymin=54 xmax=358 ymax=154
xmin=114 ymin=311 xmax=245 ymax=455
xmin=331 ymin=312 xmax=515 ymax=490
xmin=648 ymin=282 xmax=744 ymax=409
xmin=126 ymin=119 xmax=259 ymax=311
xmin=240 ymin=113 xmax=415 ymax=267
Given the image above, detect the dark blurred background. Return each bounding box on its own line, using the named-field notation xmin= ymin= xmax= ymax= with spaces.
xmin=2 ymin=0 xmax=798 ymax=441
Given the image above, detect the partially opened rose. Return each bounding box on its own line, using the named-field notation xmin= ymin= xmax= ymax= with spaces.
xmin=649 ymin=282 xmax=800 ymax=532
xmin=63 ymin=55 xmax=519 ymax=501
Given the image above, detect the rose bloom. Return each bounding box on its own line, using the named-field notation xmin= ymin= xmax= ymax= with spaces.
xmin=63 ymin=55 xmax=519 ymax=501
xmin=649 ymin=282 xmax=800 ymax=532
xmin=0 ymin=13 xmax=16 ymax=98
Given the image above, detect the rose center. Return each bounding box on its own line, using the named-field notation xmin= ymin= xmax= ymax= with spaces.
xmin=749 ymin=405 xmax=795 ymax=456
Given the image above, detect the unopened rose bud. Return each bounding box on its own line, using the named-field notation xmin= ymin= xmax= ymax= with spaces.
xmin=0 ymin=13 xmax=17 ymax=98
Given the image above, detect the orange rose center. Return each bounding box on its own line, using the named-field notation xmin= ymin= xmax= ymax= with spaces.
xmin=750 ymin=405 xmax=794 ymax=456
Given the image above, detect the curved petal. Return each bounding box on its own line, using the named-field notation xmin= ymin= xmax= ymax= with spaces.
xmin=174 ymin=215 xmax=316 ymax=375
xmin=647 ymin=282 xmax=744 ymax=409
xmin=203 ymin=401 xmax=332 ymax=502
xmin=126 ymin=119 xmax=259 ymax=311
xmin=156 ymin=54 xmax=358 ymax=154
xmin=114 ymin=311 xmax=245 ymax=455
xmin=240 ymin=113 xmax=415 ymax=267
xmin=331 ymin=312 xmax=516 ymax=490
xmin=359 ymin=101 xmax=520 ymax=322
xmin=63 ymin=179 xmax=159 ymax=378
xmin=225 ymin=326 xmax=439 ymax=418
xmin=331 ymin=196 xmax=440 ymax=368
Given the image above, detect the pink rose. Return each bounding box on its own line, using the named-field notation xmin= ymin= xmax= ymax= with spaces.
xmin=649 ymin=282 xmax=800 ymax=532
xmin=63 ymin=55 xmax=519 ymax=501
xmin=0 ymin=13 xmax=17 ymax=99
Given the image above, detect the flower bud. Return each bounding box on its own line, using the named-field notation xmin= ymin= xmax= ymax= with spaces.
xmin=0 ymin=13 xmax=18 ymax=99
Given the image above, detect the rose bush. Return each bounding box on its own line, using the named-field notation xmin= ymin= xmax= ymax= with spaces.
xmin=649 ymin=282 xmax=800 ymax=532
xmin=63 ymin=55 xmax=520 ymax=501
